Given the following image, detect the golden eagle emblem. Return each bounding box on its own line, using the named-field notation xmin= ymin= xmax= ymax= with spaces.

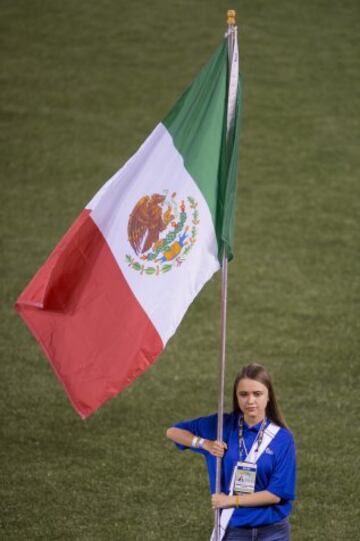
xmin=127 ymin=194 xmax=173 ymax=255
xmin=126 ymin=193 xmax=200 ymax=276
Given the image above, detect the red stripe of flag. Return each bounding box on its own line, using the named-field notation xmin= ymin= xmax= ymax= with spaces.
xmin=16 ymin=210 xmax=163 ymax=418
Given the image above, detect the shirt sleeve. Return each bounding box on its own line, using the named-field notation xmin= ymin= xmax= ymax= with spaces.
xmin=266 ymin=431 xmax=297 ymax=501
xmin=172 ymin=414 xmax=218 ymax=454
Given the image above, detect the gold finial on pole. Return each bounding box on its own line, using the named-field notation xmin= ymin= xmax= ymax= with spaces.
xmin=227 ymin=9 xmax=236 ymax=26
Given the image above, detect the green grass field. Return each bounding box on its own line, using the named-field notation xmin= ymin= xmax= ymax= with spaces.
xmin=1 ymin=1 xmax=359 ymax=539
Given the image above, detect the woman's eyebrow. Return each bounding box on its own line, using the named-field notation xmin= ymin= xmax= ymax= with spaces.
xmin=238 ymin=390 xmax=264 ymax=393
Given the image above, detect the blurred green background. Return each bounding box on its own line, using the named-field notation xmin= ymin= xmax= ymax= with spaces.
xmin=1 ymin=1 xmax=359 ymax=539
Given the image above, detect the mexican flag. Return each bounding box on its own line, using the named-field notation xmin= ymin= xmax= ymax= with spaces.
xmin=16 ymin=32 xmax=241 ymax=418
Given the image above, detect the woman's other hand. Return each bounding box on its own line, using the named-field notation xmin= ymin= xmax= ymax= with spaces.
xmin=211 ymin=493 xmax=233 ymax=509
xmin=204 ymin=440 xmax=227 ymax=457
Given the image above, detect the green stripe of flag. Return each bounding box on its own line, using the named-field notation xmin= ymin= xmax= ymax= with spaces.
xmin=162 ymin=39 xmax=242 ymax=261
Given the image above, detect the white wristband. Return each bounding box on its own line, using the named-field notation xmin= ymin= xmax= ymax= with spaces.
xmin=198 ymin=438 xmax=205 ymax=449
xmin=192 ymin=436 xmax=199 ymax=448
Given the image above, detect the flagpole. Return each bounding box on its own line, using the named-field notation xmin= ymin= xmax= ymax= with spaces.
xmin=214 ymin=10 xmax=237 ymax=541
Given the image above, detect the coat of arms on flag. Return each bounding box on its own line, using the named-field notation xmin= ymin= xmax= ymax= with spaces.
xmin=126 ymin=192 xmax=199 ymax=275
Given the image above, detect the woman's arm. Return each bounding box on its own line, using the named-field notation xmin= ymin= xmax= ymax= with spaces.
xmin=211 ymin=491 xmax=281 ymax=509
xmin=166 ymin=427 xmax=197 ymax=447
xmin=166 ymin=427 xmax=227 ymax=457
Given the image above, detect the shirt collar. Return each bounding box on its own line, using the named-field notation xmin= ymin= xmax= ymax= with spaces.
xmin=243 ymin=419 xmax=266 ymax=433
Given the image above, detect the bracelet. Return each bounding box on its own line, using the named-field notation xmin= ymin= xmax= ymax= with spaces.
xmin=191 ymin=436 xmax=199 ymax=448
xmin=235 ymin=495 xmax=241 ymax=508
xmin=198 ymin=438 xmax=205 ymax=449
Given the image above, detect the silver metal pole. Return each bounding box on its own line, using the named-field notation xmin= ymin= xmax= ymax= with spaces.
xmin=214 ymin=249 xmax=228 ymax=539
xmin=214 ymin=11 xmax=237 ymax=541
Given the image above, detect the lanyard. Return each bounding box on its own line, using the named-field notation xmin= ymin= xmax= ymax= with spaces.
xmin=238 ymin=415 xmax=267 ymax=462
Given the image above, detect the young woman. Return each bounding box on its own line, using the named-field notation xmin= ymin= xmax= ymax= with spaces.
xmin=166 ymin=363 xmax=296 ymax=541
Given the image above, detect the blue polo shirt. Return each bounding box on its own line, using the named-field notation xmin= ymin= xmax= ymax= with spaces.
xmin=174 ymin=412 xmax=296 ymax=527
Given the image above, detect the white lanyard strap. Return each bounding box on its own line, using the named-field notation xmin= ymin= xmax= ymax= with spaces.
xmin=246 ymin=423 xmax=279 ymax=464
xmin=238 ymin=416 xmax=267 ymax=462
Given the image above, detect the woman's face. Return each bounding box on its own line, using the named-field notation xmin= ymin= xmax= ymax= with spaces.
xmin=236 ymin=377 xmax=269 ymax=425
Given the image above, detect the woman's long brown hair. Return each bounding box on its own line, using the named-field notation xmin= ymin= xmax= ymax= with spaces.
xmin=232 ymin=363 xmax=289 ymax=429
